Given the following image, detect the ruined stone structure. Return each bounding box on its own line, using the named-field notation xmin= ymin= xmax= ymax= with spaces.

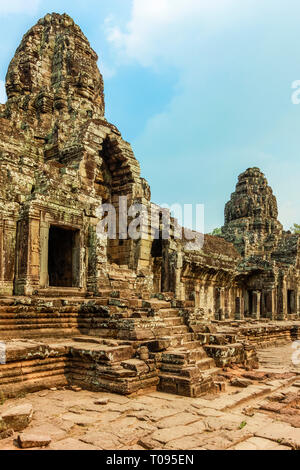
xmin=0 ymin=14 xmax=299 ymax=400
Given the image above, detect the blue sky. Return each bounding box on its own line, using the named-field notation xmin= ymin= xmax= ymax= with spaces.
xmin=0 ymin=0 xmax=300 ymax=232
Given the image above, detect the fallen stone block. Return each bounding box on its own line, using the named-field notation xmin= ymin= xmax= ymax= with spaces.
xmin=1 ymin=404 xmax=33 ymax=431
xmin=18 ymin=433 xmax=52 ymax=449
xmin=94 ymin=398 xmax=109 ymax=405
xmin=230 ymin=377 xmax=252 ymax=388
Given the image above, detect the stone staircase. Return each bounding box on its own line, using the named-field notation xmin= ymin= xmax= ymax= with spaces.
xmin=146 ymin=303 xmax=219 ymax=397
xmin=0 ymin=265 xmax=258 ymax=398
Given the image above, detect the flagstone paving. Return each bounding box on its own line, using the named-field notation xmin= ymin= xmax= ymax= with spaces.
xmin=0 ymin=343 xmax=299 ymax=450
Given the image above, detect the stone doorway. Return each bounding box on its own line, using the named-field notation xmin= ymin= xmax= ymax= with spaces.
xmin=48 ymin=226 xmax=80 ymax=288
xmin=287 ymin=290 xmax=295 ymax=315
xmin=245 ymin=290 xmax=253 ymax=318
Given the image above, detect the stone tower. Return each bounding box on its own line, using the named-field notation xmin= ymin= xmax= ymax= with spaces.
xmin=221 ymin=168 xmax=283 ymax=257
xmin=5 ymin=13 xmax=105 ymax=137
xmin=0 ymin=13 xmax=151 ymax=296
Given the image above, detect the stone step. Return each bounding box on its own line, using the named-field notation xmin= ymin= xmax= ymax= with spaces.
xmin=36 ymin=288 xmax=86 ymax=298
xmin=158 ymin=371 xmax=215 ymax=398
xmin=98 ymin=289 xmax=139 ymax=300
xmin=172 ymin=300 xmax=195 ymax=308
xmin=151 ymin=292 xmax=175 ymax=301
xmin=97 ymin=289 xmax=117 ymax=297
xmin=108 ymin=265 xmax=137 ymax=277
xmin=159 ymin=363 xmax=200 ymax=376
xmin=161 ymin=350 xmax=188 ymax=364
xmin=196 ymin=357 xmax=216 ymax=371
xmin=204 ymin=343 xmax=245 ymax=367
xmin=198 ymin=332 xmax=238 ymax=345
xmin=182 ymin=340 xmax=206 ymax=350
xmin=188 ymin=348 xmax=209 ymax=361
xmin=159 ymin=308 xmax=182 ymax=318
xmin=202 ymin=366 xmax=221 ymax=379
xmin=163 ymin=317 xmax=186 ymax=326
xmin=165 ymin=325 xmax=189 ymax=335
xmin=110 ymin=282 xmax=136 ymax=290
xmin=142 ymin=300 xmax=172 ymax=310
xmin=160 ymin=333 xmax=194 ymax=347
xmin=128 ymin=299 xmax=144 ymax=308
xmin=108 ymin=298 xmax=130 ymax=308
xmin=161 ymin=346 xmax=208 ymax=364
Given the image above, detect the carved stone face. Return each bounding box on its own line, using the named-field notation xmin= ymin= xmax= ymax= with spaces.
xmin=5 ymin=12 xmax=105 ymax=118
xmin=75 ymin=72 xmax=94 ymax=99
xmin=6 ymin=70 xmax=22 ymax=98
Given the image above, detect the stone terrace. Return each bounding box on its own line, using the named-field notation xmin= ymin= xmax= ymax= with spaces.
xmin=0 ymin=343 xmax=299 ymax=450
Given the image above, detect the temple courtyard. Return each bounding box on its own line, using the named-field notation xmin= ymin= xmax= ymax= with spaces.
xmin=0 ymin=343 xmax=300 ymax=451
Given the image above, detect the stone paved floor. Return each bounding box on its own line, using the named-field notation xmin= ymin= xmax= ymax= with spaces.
xmin=1 ymin=343 xmax=300 ymax=451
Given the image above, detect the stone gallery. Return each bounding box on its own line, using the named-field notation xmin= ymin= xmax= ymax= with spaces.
xmin=0 ymin=13 xmax=299 ymax=404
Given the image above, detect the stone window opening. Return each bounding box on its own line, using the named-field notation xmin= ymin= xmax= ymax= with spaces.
xmin=48 ymin=225 xmax=80 ymax=288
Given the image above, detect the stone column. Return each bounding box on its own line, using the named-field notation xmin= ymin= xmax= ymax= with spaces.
xmin=277 ymin=280 xmax=287 ymax=320
xmin=266 ymin=290 xmax=276 ymax=320
xmin=195 ymin=284 xmax=200 ymax=308
xmin=15 ymin=209 xmax=40 ymax=296
xmin=244 ymin=290 xmax=250 ymax=318
xmin=0 ymin=218 xmax=16 ymax=295
xmin=219 ymin=288 xmax=225 ymax=321
xmin=272 ymin=289 xmax=277 ymax=319
xmin=26 ymin=214 xmax=41 ymax=294
xmin=252 ymin=291 xmax=261 ymax=320
xmin=40 ymin=221 xmax=49 ymax=288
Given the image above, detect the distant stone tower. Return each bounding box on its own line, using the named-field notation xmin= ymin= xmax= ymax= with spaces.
xmin=222 ymin=168 xmax=283 ymax=257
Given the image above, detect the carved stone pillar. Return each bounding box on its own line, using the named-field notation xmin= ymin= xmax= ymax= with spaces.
xmin=40 ymin=221 xmax=49 ymax=288
xmin=277 ymin=279 xmax=286 ymax=320
xmin=252 ymin=291 xmax=261 ymax=320
xmin=266 ymin=290 xmax=276 ymax=320
xmin=219 ymin=287 xmax=225 ymax=321
xmin=15 ymin=208 xmax=40 ymax=296
xmin=0 ymin=218 xmax=17 ymax=295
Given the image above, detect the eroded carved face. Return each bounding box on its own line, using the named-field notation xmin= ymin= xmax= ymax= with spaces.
xmin=68 ymin=49 xmax=102 ymax=102
xmin=6 ymin=70 xmax=22 ymax=98
xmin=75 ymin=72 xmax=95 ymax=99
xmin=5 ymin=13 xmax=105 ymax=117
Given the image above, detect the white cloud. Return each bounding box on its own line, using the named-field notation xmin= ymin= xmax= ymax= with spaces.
xmin=99 ymin=61 xmax=116 ymax=80
xmin=0 ymin=0 xmax=40 ymax=15
xmin=105 ymin=0 xmax=299 ymax=231
xmin=265 ymin=160 xmax=300 ymax=230
xmin=0 ymin=80 xmax=6 ymax=104
xmin=105 ymin=0 xmax=241 ymax=67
